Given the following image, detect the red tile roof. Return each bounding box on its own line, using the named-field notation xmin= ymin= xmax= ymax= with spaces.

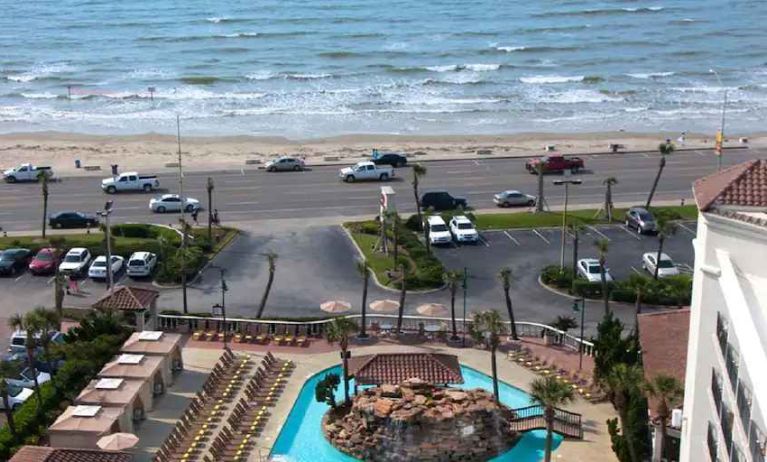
xmin=347 ymin=352 xmax=463 ymax=386
xmin=693 ymin=159 xmax=767 ymax=211
xmin=91 ymin=286 xmax=158 ymax=311
xmin=10 ymin=446 xmax=132 ymax=462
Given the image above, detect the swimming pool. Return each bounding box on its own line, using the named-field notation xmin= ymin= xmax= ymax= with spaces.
xmin=270 ymin=365 xmax=563 ymax=461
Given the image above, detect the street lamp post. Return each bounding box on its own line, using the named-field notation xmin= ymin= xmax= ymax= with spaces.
xmin=97 ymin=201 xmax=114 ymax=293
xmin=211 ymin=266 xmax=229 ymax=351
xmin=462 ymin=267 xmax=468 ymax=347
xmin=572 ymin=297 xmax=586 ymax=370
xmin=710 ymin=69 xmax=728 ymax=171
xmin=553 ymin=178 xmax=582 ymax=269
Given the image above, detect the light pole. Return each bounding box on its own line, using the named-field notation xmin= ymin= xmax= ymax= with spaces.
xmin=462 ymin=267 xmax=468 ymax=347
xmin=572 ymin=297 xmax=586 ymax=370
xmin=211 ymin=266 xmax=229 ymax=351
xmin=176 ymin=115 xmax=188 ymax=314
xmin=553 ymin=178 xmax=582 ymax=269
xmin=710 ymin=69 xmax=728 ymax=171
xmin=97 ymin=201 xmax=114 ymax=292
xmin=206 ymin=177 xmax=214 ymax=241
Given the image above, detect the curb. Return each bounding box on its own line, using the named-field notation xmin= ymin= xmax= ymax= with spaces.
xmin=536 ymin=274 xmax=661 ymax=310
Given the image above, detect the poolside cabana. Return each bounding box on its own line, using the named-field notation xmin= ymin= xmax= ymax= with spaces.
xmin=98 ymin=353 xmax=170 ymax=395
xmin=92 ymin=285 xmax=159 ymax=331
xmin=347 ymin=352 xmax=464 ymax=387
xmin=49 ymin=405 xmax=133 ymax=449
xmin=120 ymin=330 xmax=184 ymax=377
xmin=76 ymin=377 xmax=153 ymax=420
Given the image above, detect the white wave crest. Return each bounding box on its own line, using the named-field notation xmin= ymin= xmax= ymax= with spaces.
xmin=246 ymin=71 xmax=276 ymax=81
xmin=538 ymin=90 xmax=622 ymax=104
xmin=626 ymin=72 xmax=674 ymax=79
xmin=427 ymin=64 xmax=500 ymax=72
xmin=496 ymin=46 xmax=525 ymax=52
xmin=520 ymin=75 xmax=584 ymax=84
xmin=284 ymin=73 xmax=331 ymax=80
xmin=206 ymin=17 xmax=226 ymax=23
xmin=20 ymin=92 xmax=59 ymax=99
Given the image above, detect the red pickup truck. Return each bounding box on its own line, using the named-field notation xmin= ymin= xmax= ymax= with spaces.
xmin=525 ymin=154 xmax=585 ymax=174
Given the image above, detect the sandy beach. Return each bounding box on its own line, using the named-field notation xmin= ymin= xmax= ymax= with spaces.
xmin=0 ymin=131 xmax=761 ymax=176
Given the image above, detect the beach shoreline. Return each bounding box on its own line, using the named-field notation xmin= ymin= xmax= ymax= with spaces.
xmin=0 ymin=130 xmax=761 ymax=175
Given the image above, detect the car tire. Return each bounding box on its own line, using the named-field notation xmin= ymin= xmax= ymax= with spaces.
xmin=106 ymin=185 xmax=116 ymax=194
xmin=345 ymin=175 xmax=355 ymax=183
xmin=157 ymin=206 xmax=166 ymax=213
xmin=267 ymin=166 xmax=275 ymax=172
xmin=54 ymin=222 xmax=62 ymax=229
xmin=570 ymin=166 xmax=579 ymax=174
xmin=6 ymin=176 xmax=16 ymax=183
xmin=143 ymin=184 xmax=152 ymax=192
xmin=185 ymin=204 xmax=195 ymax=212
xmin=380 ymin=173 xmax=389 ymax=181
xmin=527 ymin=199 xmax=535 ymax=206
xmin=293 ymin=165 xmax=301 ymax=171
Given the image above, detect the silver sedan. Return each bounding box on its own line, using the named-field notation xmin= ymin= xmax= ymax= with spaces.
xmin=149 ymin=194 xmax=201 ymax=213
xmin=265 ymin=156 xmax=305 ymax=172
xmin=494 ymin=190 xmax=536 ymax=207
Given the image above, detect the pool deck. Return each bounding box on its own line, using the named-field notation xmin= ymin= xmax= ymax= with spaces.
xmin=133 ymin=342 xmax=619 ymax=462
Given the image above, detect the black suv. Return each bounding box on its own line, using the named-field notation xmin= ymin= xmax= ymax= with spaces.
xmin=420 ymin=191 xmax=467 ymax=211
xmin=372 ymin=150 xmax=407 ymax=168
xmin=49 ymin=211 xmax=99 ymax=229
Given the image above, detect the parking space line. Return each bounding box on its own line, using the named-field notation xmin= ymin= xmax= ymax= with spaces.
xmin=620 ymin=226 xmax=642 ymax=241
xmin=478 ymin=236 xmax=490 ymax=247
xmin=587 ymin=225 xmax=610 ymax=241
xmin=503 ymin=231 xmax=520 ymax=246
xmin=641 ymin=153 xmax=650 ymax=158
xmin=696 ymin=150 xmax=707 ymax=157
xmin=631 ymin=266 xmax=642 ymax=275
xmin=678 ymin=223 xmax=697 ymax=236
xmin=14 ymin=274 xmax=24 ymax=282
xmin=532 ymin=229 xmax=550 ymax=245
xmin=47 ymin=276 xmax=56 ymax=285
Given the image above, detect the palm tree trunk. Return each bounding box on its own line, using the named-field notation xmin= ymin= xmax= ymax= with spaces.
xmin=42 ymin=192 xmax=48 ymax=239
xmin=256 ymin=268 xmax=275 ymax=319
xmin=536 ymin=163 xmax=545 ymax=212
xmin=450 ymin=285 xmax=458 ymax=340
xmin=396 ymin=267 xmax=406 ymax=334
xmin=413 ymin=180 xmax=422 ymax=230
xmin=2 ymin=392 xmax=16 ymax=437
xmin=619 ymin=408 xmax=640 ymax=462
xmin=654 ymin=237 xmax=665 ymax=280
xmin=392 ymin=218 xmax=399 ymax=264
xmin=606 ymin=184 xmax=613 ymax=222
xmin=27 ymin=347 xmax=42 ymax=412
xmin=544 ymin=410 xmax=554 ymax=462
xmin=646 ymin=156 xmax=666 ymax=209
xmin=600 ymin=262 xmax=609 ymax=315
xmin=54 ymin=272 xmax=65 ymax=324
xmin=360 ymin=272 xmax=369 ymax=338
xmin=43 ymin=344 xmax=57 ymax=391
xmin=341 ymin=343 xmax=350 ymax=404
xmin=504 ymin=286 xmax=518 ymax=340
xmin=490 ymin=344 xmax=499 ymax=402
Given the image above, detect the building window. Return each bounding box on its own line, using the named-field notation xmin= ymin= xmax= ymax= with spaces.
xmin=731 ymin=445 xmax=746 ymax=462
xmin=716 ymin=312 xmax=729 ymax=353
xmin=721 ymin=402 xmax=734 ymax=454
xmin=725 ymin=345 xmax=740 ymax=392
xmin=709 ymin=422 xmax=720 ymax=462
xmin=712 ymin=369 xmax=723 ymax=414
xmin=736 ymin=381 xmax=752 ymax=433
xmin=751 ymin=424 xmax=766 ymax=462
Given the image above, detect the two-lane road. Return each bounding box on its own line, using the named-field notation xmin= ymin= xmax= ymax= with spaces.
xmin=0 ymin=148 xmax=762 ymax=232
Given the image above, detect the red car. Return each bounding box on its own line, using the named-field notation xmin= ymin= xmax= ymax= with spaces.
xmin=28 ymin=248 xmax=61 ymax=275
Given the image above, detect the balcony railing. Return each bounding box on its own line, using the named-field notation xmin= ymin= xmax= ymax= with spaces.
xmin=736 ymin=381 xmax=752 ymax=434
xmin=717 ymin=312 xmax=729 ymax=355
xmin=721 ymin=403 xmax=734 ymax=453
xmin=750 ymin=424 xmax=766 ymax=462
xmin=725 ymin=346 xmax=740 ymax=392
xmin=712 ymin=369 xmax=723 ymax=414
xmin=709 ymin=422 xmax=720 ymax=462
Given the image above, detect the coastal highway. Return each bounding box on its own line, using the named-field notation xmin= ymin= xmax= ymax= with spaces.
xmin=0 ymin=148 xmax=763 ymax=232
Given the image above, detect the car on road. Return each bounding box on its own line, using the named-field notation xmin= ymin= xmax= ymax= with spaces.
xmin=525 ymin=154 xmax=584 ymax=174
xmin=427 ymin=216 xmax=452 ymax=246
xmin=577 ymin=258 xmax=613 ymax=283
xmin=493 ymin=190 xmax=536 ymax=207
xmin=420 ymin=191 xmax=467 ymax=211
xmin=4 ymin=367 xmax=52 ymax=390
xmin=127 ymin=252 xmax=158 ymax=278
xmin=339 ymin=161 xmax=394 ymax=182
xmin=371 ymin=150 xmax=408 ymax=168
xmin=0 ymin=385 xmax=34 ymax=410
xmin=58 ymin=248 xmax=92 ymax=276
xmin=2 ymin=163 xmax=54 ymax=183
xmin=149 ymin=194 xmax=201 ymax=213
xmin=48 ymin=211 xmax=99 ymax=229
xmin=265 ymin=156 xmax=305 ymax=172
xmin=28 ymin=247 xmax=61 ymax=275
xmin=101 ymin=172 xmax=160 ymax=193
xmin=449 ymin=215 xmax=479 ymax=243
xmin=642 ymin=252 xmax=680 ymax=278
xmin=88 ymin=255 xmax=125 ymax=280
xmin=625 ymin=207 xmax=657 ymax=234
xmin=0 ymin=248 xmax=32 ymax=276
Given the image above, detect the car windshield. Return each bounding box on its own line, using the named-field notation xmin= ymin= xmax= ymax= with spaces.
xmin=658 ymin=259 xmax=675 ymax=268
xmin=0 ymin=253 xmax=11 ymax=261
xmin=92 ymin=260 xmax=106 ymax=268
xmin=457 ymin=223 xmax=473 ymax=230
xmin=431 ymin=224 xmax=449 ymax=232
xmin=64 ymin=255 xmax=81 ymax=263
xmin=8 ymin=385 xmax=24 ymax=398
xmin=588 ymin=265 xmax=601 ymax=274
xmin=35 ymin=252 xmax=53 ymax=261
xmin=638 ymin=212 xmax=653 ymax=220
xmin=129 ymin=260 xmax=145 ymax=267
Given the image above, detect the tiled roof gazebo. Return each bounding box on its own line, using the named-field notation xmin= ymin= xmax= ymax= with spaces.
xmin=347 ymin=352 xmax=463 ymax=386
xmin=91 ymin=286 xmax=159 ymax=331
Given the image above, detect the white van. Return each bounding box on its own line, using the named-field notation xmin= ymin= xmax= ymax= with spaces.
xmin=427 ymin=216 xmax=452 ymax=245
xmin=127 ymin=252 xmax=158 ymax=278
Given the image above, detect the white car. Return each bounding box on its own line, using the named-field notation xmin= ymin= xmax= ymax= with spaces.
xmin=449 ymin=215 xmax=479 ymax=243
xmin=5 ymin=367 xmax=52 ymax=389
xmin=577 ymin=258 xmax=613 ymax=283
xmin=427 ymin=215 xmax=452 ymax=245
xmin=149 ymin=194 xmax=200 ymax=213
xmin=0 ymin=385 xmax=34 ymax=410
xmin=101 ymin=172 xmax=159 ymax=194
xmin=642 ymin=252 xmax=680 ymax=278
xmin=127 ymin=252 xmax=158 ymax=278
xmin=338 ymin=161 xmax=394 ymax=182
xmin=58 ymin=248 xmax=92 ymax=276
xmin=88 ymin=255 xmax=125 ymax=280
xmin=493 ymin=190 xmax=536 ymax=207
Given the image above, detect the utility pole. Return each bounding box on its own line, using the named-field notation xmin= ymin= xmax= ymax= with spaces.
xmin=462 ymin=267 xmax=468 ymax=347
xmin=535 ymin=162 xmax=545 ymax=213
xmin=571 ymin=226 xmax=579 ymax=293
xmin=206 ymin=177 xmax=214 ymax=241
xmin=98 ymin=201 xmax=114 ymax=292
xmin=212 ymin=266 xmax=229 ymax=352
xmin=177 ymin=115 xmax=188 ymax=314
xmin=554 ymin=178 xmax=582 ymax=269
xmin=572 ymin=298 xmax=586 ymax=370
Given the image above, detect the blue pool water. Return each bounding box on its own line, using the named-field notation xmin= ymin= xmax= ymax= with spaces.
xmin=270 ymin=365 xmax=563 ymax=462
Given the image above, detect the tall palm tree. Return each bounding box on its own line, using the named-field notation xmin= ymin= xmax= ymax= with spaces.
xmin=395 ymin=264 xmax=407 ymax=334
xmin=49 ymin=236 xmax=67 ymax=326
xmin=605 ymin=363 xmax=645 ymax=462
xmin=497 ymin=267 xmax=518 ymax=340
xmin=8 ymin=314 xmax=43 ymax=412
xmin=603 ymin=177 xmax=618 ymax=222
xmin=411 ymin=164 xmax=427 ymax=230
xmin=628 ymin=274 xmax=651 ymax=328
xmin=646 ymin=142 xmax=674 ymax=209
xmin=595 ymin=238 xmax=611 ymax=315
xmin=28 ymin=307 xmax=60 ymax=391
xmin=569 ymin=223 xmax=585 ymax=294
xmin=385 ymin=210 xmax=400 ymax=265
xmin=325 ymin=317 xmax=357 ymax=404
xmin=0 ymin=360 xmax=21 ymax=437
xmin=356 ymin=259 xmax=370 ymax=339
xmin=472 ymin=310 xmax=506 ymax=402
xmin=643 ymin=374 xmax=683 ymax=462
xmin=653 ymin=216 xmax=677 ymax=280
xmin=206 ymin=177 xmax=215 ymax=241
xmin=535 ymin=162 xmax=545 ymax=213
xmin=444 ymin=270 xmax=461 ymax=341
xmin=530 ymin=376 xmax=575 ymax=462
xmin=256 ymin=252 xmax=278 ymax=319
xmin=39 ymin=169 xmax=50 ymax=238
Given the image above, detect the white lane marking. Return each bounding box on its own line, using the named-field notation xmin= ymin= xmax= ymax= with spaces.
xmin=478 ymin=236 xmax=490 ymax=247
xmin=503 ymin=231 xmax=520 ymax=246
xmin=241 ymin=168 xmax=245 ymax=176
xmin=14 ymin=274 xmax=24 ymax=282
xmin=678 ymin=223 xmax=697 ymax=236
xmin=532 ymin=229 xmax=550 ymax=244
xmin=587 ymin=225 xmax=610 ymax=241
xmin=474 ymin=160 xmax=480 ymax=166
xmin=631 ymin=266 xmax=642 ymax=275
xmin=641 ymin=153 xmax=650 ymax=158
xmin=620 ymin=225 xmax=642 ymax=241
xmin=696 ymin=151 xmax=707 ymax=157
xmin=47 ymin=276 xmax=56 ymax=285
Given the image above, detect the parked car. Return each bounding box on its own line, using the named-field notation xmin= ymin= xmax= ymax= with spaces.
xmin=642 ymin=252 xmax=680 ymax=278
xmin=371 ymin=149 xmax=407 ymax=168
xmin=127 ymin=252 xmax=158 ymax=278
xmin=0 ymin=248 xmax=32 ymax=276
xmin=265 ymin=156 xmax=305 ymax=172
xmin=101 ymin=172 xmax=160 ymax=193
xmin=88 ymin=255 xmax=125 ymax=280
xmin=420 ymin=191 xmax=467 ymax=211
xmin=525 ymin=154 xmax=584 ymax=174
xmin=577 ymin=258 xmax=613 ymax=283
xmin=149 ymin=194 xmax=201 ymax=213
xmin=338 ymin=161 xmax=394 ymax=182
xmin=625 ymin=207 xmax=657 ymax=234
xmin=8 ymin=330 xmax=65 ymax=356
xmin=48 ymin=211 xmax=99 ymax=229
xmin=28 ymin=247 xmax=61 ymax=275
xmin=58 ymin=247 xmax=92 ymax=276
xmin=4 ymin=367 xmax=52 ymax=389
xmin=0 ymin=385 xmax=34 ymax=410
xmin=2 ymin=163 xmax=54 ymax=183
xmin=427 ymin=216 xmax=452 ymax=246
xmin=493 ymin=190 xmax=536 ymax=207
xmin=449 ymin=215 xmax=479 ymax=243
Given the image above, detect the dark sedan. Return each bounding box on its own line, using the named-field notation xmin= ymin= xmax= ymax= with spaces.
xmin=371 ymin=150 xmax=408 ymax=168
xmin=0 ymin=249 xmax=32 ymax=276
xmin=49 ymin=211 xmax=99 ymax=229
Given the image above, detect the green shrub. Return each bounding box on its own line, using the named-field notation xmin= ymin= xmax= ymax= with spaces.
xmin=0 ymin=382 xmax=59 ymax=460
xmin=111 ymin=223 xmax=179 ymax=242
xmin=540 ymin=265 xmax=574 ymax=288
xmin=572 ymin=279 xmax=609 ymax=298
xmin=155 ymin=246 xmax=206 ymax=284
xmin=405 ymin=214 xmax=423 ymax=231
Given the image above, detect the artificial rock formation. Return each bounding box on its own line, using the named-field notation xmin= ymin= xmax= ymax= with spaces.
xmin=323 ymin=379 xmax=519 ymax=461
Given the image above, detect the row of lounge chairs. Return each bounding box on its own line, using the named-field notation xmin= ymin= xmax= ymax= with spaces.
xmin=192 ymin=325 xmax=312 ymax=347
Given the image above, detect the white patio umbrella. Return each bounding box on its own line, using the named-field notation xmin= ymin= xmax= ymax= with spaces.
xmin=369 ymin=299 xmax=400 ymax=313
xmin=97 ymin=432 xmax=139 ymax=451
xmin=416 ymin=303 xmax=449 ymax=317
xmin=320 ymin=300 xmax=352 ymax=314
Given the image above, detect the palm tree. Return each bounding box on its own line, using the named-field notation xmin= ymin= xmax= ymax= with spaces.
xmin=49 ymin=236 xmax=67 ymax=326
xmin=646 ymin=142 xmax=674 ymax=209
xmin=0 ymin=360 xmax=21 ymax=437
xmin=472 ymin=310 xmax=506 ymax=402
xmin=395 ymin=264 xmax=407 ymax=334
xmin=603 ymin=177 xmax=618 ymax=222
xmin=569 ymin=223 xmax=585 ymax=294
xmin=411 ymin=163 xmax=427 ymax=230
xmin=256 ymin=252 xmax=278 ymax=319
xmin=549 ymin=315 xmax=578 ymax=334
xmin=28 ymin=307 xmax=60 ymax=391
xmin=530 ymin=376 xmax=575 ymax=462
xmin=535 ymin=162 xmax=545 ymax=213
xmin=497 ymin=267 xmax=518 ymax=341
xmin=595 ymin=238 xmax=611 ymax=315
xmin=385 ymin=210 xmax=401 ymax=265
xmin=39 ymin=169 xmax=51 ymax=238
xmin=8 ymin=314 xmax=43 ymax=412
xmin=325 ymin=317 xmax=357 ymax=404
xmin=444 ymin=270 xmax=461 ymax=341
xmin=643 ymin=374 xmax=683 ymax=462
xmin=628 ymin=274 xmax=651 ymax=328
xmin=356 ymin=259 xmax=370 ymax=339
xmin=605 ymin=363 xmax=645 ymax=462
xmin=653 ymin=216 xmax=677 ymax=280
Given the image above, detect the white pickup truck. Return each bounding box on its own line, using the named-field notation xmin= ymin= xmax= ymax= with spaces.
xmin=101 ymin=172 xmax=160 ymax=193
xmin=3 ymin=163 xmax=54 ymax=183
xmin=338 ymin=161 xmax=394 ymax=183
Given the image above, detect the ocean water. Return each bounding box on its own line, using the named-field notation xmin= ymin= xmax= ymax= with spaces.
xmin=1 ymin=0 xmax=765 ymax=137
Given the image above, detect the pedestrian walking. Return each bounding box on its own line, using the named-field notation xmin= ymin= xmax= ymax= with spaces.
xmin=212 ymin=209 xmax=220 ymax=226
xmin=191 ymin=209 xmax=199 ymax=225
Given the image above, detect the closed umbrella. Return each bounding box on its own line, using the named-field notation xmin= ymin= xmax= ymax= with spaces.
xmin=416 ymin=303 xmax=449 ymax=317
xmin=97 ymin=432 xmax=139 ymax=451
xmin=369 ymin=299 xmax=400 ymax=313
xmin=320 ymin=300 xmax=352 ymax=314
